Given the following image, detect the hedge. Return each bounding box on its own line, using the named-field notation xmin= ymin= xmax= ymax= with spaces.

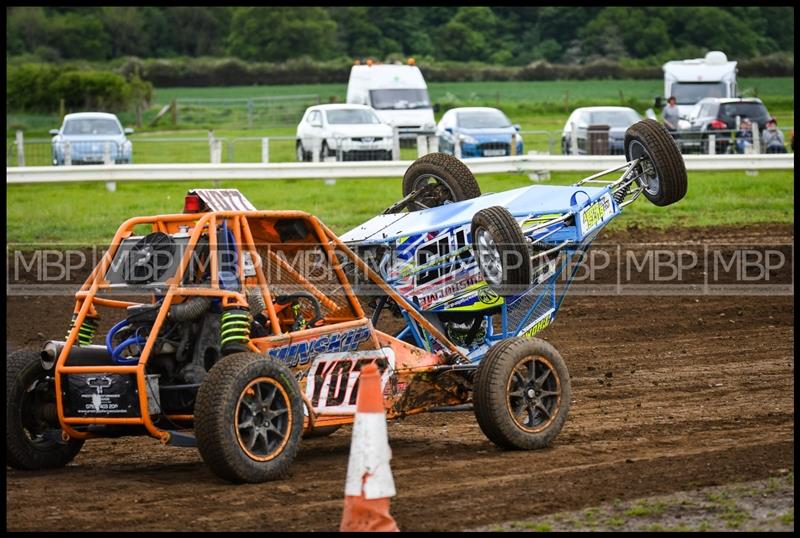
xmin=6 ymin=63 xmax=152 ymax=113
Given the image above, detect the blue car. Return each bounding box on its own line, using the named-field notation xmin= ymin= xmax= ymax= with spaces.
xmin=50 ymin=112 xmax=133 ymax=165
xmin=436 ymin=107 xmax=523 ymax=157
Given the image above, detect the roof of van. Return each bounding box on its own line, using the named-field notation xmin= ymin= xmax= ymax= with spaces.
xmin=663 ymin=59 xmax=737 ymax=81
xmin=307 ymin=104 xmax=375 ymax=111
xmin=349 ymin=64 xmax=426 ymax=88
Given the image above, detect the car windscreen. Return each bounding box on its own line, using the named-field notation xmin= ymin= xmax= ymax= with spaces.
xmin=369 ymin=89 xmax=431 ymax=110
xmin=586 ymin=110 xmax=641 ymax=127
xmin=719 ymin=103 xmax=768 ymax=124
xmin=63 ymin=118 xmax=122 ymax=136
xmin=325 ymin=109 xmax=381 ymax=125
xmin=671 ymin=82 xmax=727 ymax=105
xmin=457 ymin=110 xmax=511 ymax=129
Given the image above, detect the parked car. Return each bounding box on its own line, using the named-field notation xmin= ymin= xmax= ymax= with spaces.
xmin=561 ymin=107 xmax=642 ymax=155
xmin=50 ymin=112 xmax=133 ymax=165
xmin=296 ymin=104 xmax=394 ymax=161
xmin=680 ymin=97 xmax=771 ymax=154
xmin=436 ymin=107 xmax=523 ymax=158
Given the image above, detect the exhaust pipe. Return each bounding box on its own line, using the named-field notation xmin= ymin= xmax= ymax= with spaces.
xmin=41 ymin=340 xmax=64 ymax=371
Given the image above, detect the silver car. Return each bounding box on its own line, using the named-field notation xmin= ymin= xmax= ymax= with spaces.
xmin=561 ymin=107 xmax=642 ymax=155
xmin=50 ymin=112 xmax=133 ymax=165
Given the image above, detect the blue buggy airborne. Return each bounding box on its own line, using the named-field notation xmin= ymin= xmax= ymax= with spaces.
xmin=343 ymin=119 xmax=687 ymax=448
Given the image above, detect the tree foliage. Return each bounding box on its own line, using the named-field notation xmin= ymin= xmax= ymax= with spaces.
xmin=6 ymin=6 xmax=794 ymax=65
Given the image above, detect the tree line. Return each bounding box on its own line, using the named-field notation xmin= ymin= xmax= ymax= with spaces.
xmin=6 ymin=6 xmax=794 ymax=66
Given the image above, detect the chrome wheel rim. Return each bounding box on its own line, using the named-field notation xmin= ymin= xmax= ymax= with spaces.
xmin=476 ymin=228 xmax=503 ymax=286
xmin=628 ymin=140 xmax=659 ymax=196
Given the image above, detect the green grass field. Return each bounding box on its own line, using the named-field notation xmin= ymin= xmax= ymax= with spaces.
xmin=7 ymin=169 xmax=793 ymax=244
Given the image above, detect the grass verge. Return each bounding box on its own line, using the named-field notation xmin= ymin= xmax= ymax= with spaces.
xmin=6 ymin=168 xmax=793 ymax=244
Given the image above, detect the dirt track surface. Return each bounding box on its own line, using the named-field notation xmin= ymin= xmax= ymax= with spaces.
xmin=5 ymin=224 xmax=795 ymax=531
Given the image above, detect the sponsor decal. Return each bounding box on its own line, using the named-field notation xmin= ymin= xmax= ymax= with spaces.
xmin=268 ymin=326 xmax=372 ymax=368
xmin=305 ymin=348 xmax=395 ymax=414
xmin=521 ymin=309 xmax=554 ymax=338
xmin=579 ymin=193 xmax=614 ymax=236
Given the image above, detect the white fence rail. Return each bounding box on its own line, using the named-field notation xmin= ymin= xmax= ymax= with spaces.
xmin=6 ymin=154 xmax=793 ymax=184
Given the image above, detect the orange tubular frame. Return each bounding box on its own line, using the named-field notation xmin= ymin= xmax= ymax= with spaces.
xmin=55 ymin=209 xmax=463 ymax=443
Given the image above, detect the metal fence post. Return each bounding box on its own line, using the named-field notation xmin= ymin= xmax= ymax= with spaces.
xmin=416 ymin=134 xmax=428 ymax=157
xmin=262 ymin=138 xmax=270 ymax=163
xmin=752 ymin=123 xmax=761 ymax=154
xmin=335 ymin=137 xmax=343 ymax=162
xmin=247 ymin=99 xmax=254 ymax=129
xmin=64 ymin=141 xmax=72 ymax=166
xmin=428 ymin=135 xmax=439 ymax=153
xmin=15 ymin=130 xmax=25 ymax=167
xmin=512 ymin=133 xmax=519 ymax=155
xmin=392 ymin=127 xmax=401 ymax=161
xmin=454 ymin=136 xmax=462 ymax=159
xmin=103 ymin=142 xmax=113 ymax=164
xmin=707 ymin=134 xmax=716 ymax=155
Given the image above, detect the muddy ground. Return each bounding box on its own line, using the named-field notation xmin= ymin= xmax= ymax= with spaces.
xmin=5 ymin=224 xmax=795 ymax=531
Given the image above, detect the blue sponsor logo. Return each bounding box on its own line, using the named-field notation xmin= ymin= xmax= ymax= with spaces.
xmin=268 ymin=326 xmax=372 ymax=367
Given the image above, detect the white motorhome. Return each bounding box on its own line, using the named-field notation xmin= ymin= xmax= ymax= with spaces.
xmin=346 ymin=63 xmax=436 ymax=139
xmin=662 ymin=51 xmax=738 ymax=118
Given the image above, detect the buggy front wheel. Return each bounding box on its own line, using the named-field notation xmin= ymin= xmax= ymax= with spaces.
xmin=194 ymin=352 xmax=304 ymax=483
xmin=624 ymin=119 xmax=688 ymax=206
xmin=402 ymin=152 xmax=482 ymax=211
xmin=473 ymin=337 xmax=571 ymax=450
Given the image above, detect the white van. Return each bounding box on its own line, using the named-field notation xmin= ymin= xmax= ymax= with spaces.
xmin=346 ymin=63 xmax=436 ymax=140
xmin=662 ymin=51 xmax=737 ymax=118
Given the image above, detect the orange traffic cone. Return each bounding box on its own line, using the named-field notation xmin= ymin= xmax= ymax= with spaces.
xmin=340 ymin=362 xmax=399 ymax=532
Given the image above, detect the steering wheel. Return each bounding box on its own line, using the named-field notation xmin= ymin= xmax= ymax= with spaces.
xmin=274 ymin=293 xmax=324 ymax=331
xmin=122 ymin=232 xmax=176 ymax=285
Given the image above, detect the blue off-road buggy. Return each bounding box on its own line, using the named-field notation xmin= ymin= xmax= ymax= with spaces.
xmin=343 ymin=119 xmax=687 ymax=447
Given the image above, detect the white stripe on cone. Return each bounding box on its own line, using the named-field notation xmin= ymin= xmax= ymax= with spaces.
xmin=344 ymin=412 xmax=396 ymax=500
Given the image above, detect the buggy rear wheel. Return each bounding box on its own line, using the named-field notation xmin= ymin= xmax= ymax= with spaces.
xmin=402 ymin=152 xmax=481 ymax=211
xmin=194 ymin=352 xmax=303 ymax=483
xmin=473 ymin=337 xmax=570 ymax=450
xmin=471 ymin=206 xmax=530 ymax=295
xmin=6 ymin=349 xmax=84 ymax=470
xmin=624 ymin=119 xmax=688 ymax=206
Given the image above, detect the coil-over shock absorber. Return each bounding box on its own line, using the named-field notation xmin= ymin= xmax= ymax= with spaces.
xmin=66 ymin=313 xmax=98 ymax=346
xmin=220 ymin=307 xmax=251 ymax=356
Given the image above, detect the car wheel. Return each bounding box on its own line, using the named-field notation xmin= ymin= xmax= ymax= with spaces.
xmin=624 ymin=119 xmax=688 ymax=207
xmin=473 ymin=337 xmax=571 ymax=450
xmin=6 ymin=350 xmax=85 ymax=470
xmin=194 ymin=352 xmax=304 ymax=483
xmin=401 ymin=152 xmax=481 ymax=211
xmin=471 ymin=206 xmax=530 ymax=296
xmin=296 ymin=142 xmax=306 ymax=162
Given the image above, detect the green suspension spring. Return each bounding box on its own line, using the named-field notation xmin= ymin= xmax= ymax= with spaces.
xmin=66 ymin=314 xmax=98 ymax=346
xmin=221 ymin=307 xmax=251 ymax=355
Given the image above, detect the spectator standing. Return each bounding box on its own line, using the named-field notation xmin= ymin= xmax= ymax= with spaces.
xmin=662 ymin=96 xmax=680 ymax=137
xmin=762 ymin=117 xmax=786 ymax=153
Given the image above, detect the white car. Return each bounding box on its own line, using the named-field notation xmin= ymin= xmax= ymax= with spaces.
xmin=561 ymin=107 xmax=642 ymax=155
xmin=295 ymin=104 xmax=395 ymax=162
